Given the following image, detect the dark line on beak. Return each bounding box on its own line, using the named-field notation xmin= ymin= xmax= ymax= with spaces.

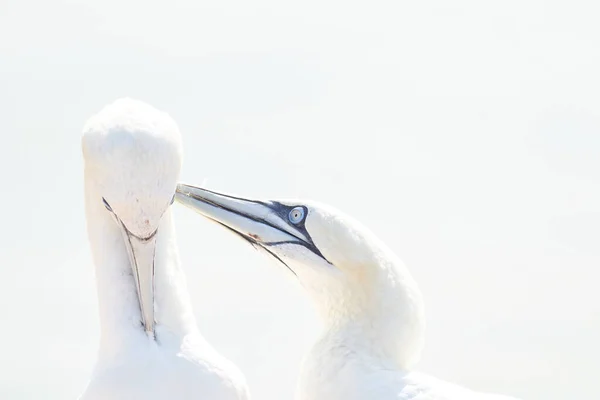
xmin=178 ymin=187 xmax=331 ymax=265
xmin=181 ymin=191 xmax=332 ymax=265
xmin=181 ymin=185 xmax=272 ymax=208
xmin=120 ymin=219 xmax=155 ymax=338
xmin=260 ymin=246 xmax=297 ymax=277
xmin=126 ymin=226 xmax=159 ymax=242
xmin=212 ymin=219 xmax=259 ymax=249
xmin=102 ymin=199 xmax=161 ymax=338
xmin=181 ymin=192 xmax=295 ymax=240
xmin=201 ymin=215 xmax=297 ymax=277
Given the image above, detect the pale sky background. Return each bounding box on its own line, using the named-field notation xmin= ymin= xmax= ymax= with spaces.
xmin=0 ymin=1 xmax=599 ymax=399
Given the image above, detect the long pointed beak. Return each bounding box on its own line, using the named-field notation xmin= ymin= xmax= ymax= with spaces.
xmin=174 ymin=184 xmax=331 ymax=270
xmin=175 ymin=183 xmax=306 ymax=245
xmin=117 ymin=223 xmax=157 ymax=338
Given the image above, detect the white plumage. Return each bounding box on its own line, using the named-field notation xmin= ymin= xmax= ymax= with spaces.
xmin=175 ymin=186 xmax=522 ymax=400
xmin=79 ymin=99 xmax=249 ymax=400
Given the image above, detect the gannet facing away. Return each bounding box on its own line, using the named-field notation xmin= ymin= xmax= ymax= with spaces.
xmin=175 ymin=184 xmax=521 ymax=400
xmin=79 ymin=99 xmax=249 ymax=400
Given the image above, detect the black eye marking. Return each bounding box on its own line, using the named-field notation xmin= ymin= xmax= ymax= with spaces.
xmin=268 ymin=203 xmax=312 ymax=234
xmin=266 ymin=202 xmax=330 ymax=263
xmin=102 ymin=197 xmax=113 ymax=212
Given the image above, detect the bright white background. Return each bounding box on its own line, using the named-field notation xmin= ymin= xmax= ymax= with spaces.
xmin=0 ymin=1 xmax=598 ymax=399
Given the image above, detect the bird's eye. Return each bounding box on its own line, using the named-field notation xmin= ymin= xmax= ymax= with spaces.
xmin=102 ymin=197 xmax=113 ymax=212
xmin=288 ymin=207 xmax=305 ymax=224
xmin=169 ymin=194 xmax=175 ymax=205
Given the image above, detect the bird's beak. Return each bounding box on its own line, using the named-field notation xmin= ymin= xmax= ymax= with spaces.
xmin=175 ymin=183 xmax=306 ymax=245
xmin=116 ymin=221 xmax=157 ymax=338
xmin=175 ymin=184 xmax=330 ymax=271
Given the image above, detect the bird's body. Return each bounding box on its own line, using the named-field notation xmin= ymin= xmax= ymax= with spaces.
xmin=175 ymin=186 xmax=522 ymax=400
xmin=81 ymin=334 xmax=246 ymax=400
xmin=300 ymin=337 xmax=517 ymax=400
xmin=79 ymin=212 xmax=247 ymax=400
xmin=79 ymin=99 xmax=248 ymax=400
xmin=81 ymin=333 xmax=247 ymax=400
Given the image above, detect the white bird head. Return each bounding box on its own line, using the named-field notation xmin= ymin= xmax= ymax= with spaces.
xmin=176 ymin=184 xmax=425 ymax=367
xmin=82 ymin=98 xmax=183 ymax=337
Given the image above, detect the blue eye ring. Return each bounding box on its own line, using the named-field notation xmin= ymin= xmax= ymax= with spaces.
xmin=288 ymin=207 xmax=305 ymax=224
xmin=102 ymin=197 xmax=113 ymax=212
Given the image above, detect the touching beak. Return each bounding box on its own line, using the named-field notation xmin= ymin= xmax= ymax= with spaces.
xmin=116 ymin=221 xmax=157 ymax=338
xmin=174 ymin=183 xmax=328 ymax=268
xmin=175 ymin=184 xmax=305 ymax=244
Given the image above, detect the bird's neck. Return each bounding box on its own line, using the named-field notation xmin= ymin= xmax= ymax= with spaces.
xmin=309 ymin=258 xmax=425 ymax=372
xmin=84 ymin=184 xmax=197 ymax=356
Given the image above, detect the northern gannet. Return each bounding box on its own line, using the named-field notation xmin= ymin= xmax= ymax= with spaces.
xmin=79 ymin=99 xmax=249 ymax=400
xmin=175 ymin=184 xmax=521 ymax=400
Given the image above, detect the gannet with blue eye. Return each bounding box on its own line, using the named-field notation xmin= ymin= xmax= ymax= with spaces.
xmin=175 ymin=184 xmax=521 ymax=400
xmin=78 ymin=99 xmax=249 ymax=400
